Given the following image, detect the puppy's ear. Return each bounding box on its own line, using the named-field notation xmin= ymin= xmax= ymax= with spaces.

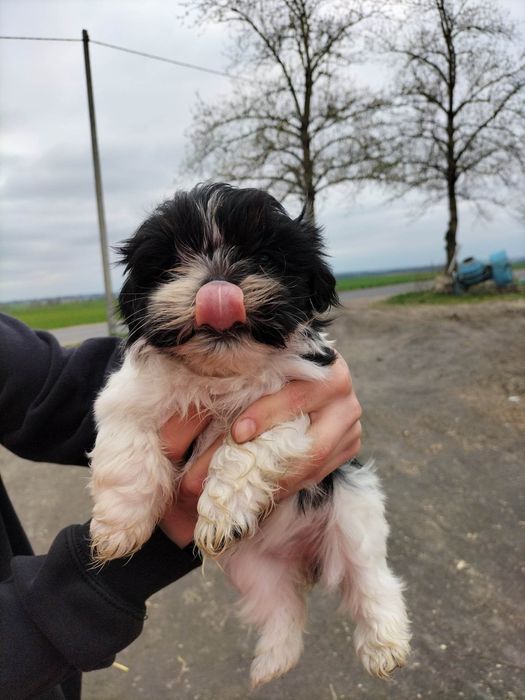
xmin=116 ymin=227 xmax=158 ymax=276
xmin=115 ymin=228 xmax=168 ymax=335
xmin=294 ymin=214 xmax=338 ymax=314
xmin=310 ymin=258 xmax=338 ymax=313
xmin=116 ymin=235 xmax=148 ymax=335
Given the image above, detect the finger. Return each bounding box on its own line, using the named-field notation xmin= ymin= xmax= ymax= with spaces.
xmin=277 ymin=413 xmax=362 ymax=498
xmin=159 ymin=503 xmax=197 ymax=549
xmin=232 ymin=354 xmax=352 ymax=443
xmin=277 ymin=433 xmax=361 ymax=498
xmin=160 ymin=407 xmax=211 ymax=461
xmin=306 ymin=393 xmax=362 ymax=477
xmin=179 ymin=434 xmax=225 ymax=498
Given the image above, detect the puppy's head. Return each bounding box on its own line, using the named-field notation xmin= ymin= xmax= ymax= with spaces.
xmin=118 ymin=183 xmax=337 ymax=372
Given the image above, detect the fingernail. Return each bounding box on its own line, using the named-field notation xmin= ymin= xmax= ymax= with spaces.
xmin=233 ymin=418 xmax=256 ymax=443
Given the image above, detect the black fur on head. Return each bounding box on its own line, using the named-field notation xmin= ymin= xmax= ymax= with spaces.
xmin=117 ymin=183 xmax=338 ymax=350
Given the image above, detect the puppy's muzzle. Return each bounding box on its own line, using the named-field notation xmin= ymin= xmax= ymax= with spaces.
xmin=195 ymin=281 xmax=247 ymax=331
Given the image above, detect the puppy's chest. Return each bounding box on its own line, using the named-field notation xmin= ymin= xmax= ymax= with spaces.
xmin=181 ymin=372 xmax=286 ymax=468
xmin=151 ymin=344 xmax=327 ymax=432
xmin=191 ymin=371 xmax=286 ymax=424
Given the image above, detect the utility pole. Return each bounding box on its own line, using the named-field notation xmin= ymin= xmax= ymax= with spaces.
xmin=82 ymin=29 xmax=118 ymax=336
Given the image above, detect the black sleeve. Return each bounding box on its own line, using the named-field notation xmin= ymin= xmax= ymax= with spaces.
xmin=0 ymin=315 xmax=201 ymax=698
xmin=2 ymin=523 xmax=200 ymax=699
xmin=0 ymin=312 xmax=122 ymax=465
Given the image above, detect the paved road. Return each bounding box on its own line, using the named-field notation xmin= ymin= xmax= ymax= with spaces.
xmin=50 ymin=321 xmax=112 ymax=345
xmin=338 ymin=279 xmax=433 ymax=302
xmin=50 ymin=281 xmax=432 ymax=345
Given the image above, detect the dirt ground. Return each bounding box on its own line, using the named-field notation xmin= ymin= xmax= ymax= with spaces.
xmin=1 ymin=299 xmax=524 ymax=699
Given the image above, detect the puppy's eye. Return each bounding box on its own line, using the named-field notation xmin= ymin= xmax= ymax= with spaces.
xmin=258 ymin=254 xmax=273 ymax=267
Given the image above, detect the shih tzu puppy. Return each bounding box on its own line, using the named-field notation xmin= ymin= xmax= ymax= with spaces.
xmin=89 ymin=183 xmax=410 ymax=687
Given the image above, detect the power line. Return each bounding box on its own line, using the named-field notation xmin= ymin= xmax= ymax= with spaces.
xmin=0 ymin=33 xmax=246 ymax=81
xmin=0 ymin=35 xmax=80 ymax=42
xmin=90 ymin=39 xmax=247 ymax=81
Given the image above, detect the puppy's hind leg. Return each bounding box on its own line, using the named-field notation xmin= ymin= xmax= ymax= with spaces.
xmin=319 ymin=463 xmax=411 ymax=679
xmin=223 ymin=540 xmax=306 ymax=688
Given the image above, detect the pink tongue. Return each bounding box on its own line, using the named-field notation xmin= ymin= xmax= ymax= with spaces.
xmin=195 ymin=281 xmax=246 ymax=331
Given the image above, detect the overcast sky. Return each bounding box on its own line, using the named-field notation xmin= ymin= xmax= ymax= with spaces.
xmin=1 ymin=0 xmax=524 ymax=302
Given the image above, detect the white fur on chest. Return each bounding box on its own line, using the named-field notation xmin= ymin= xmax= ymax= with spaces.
xmin=95 ymin=339 xmax=330 ymax=435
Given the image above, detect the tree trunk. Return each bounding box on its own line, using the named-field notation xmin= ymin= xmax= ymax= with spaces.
xmin=303 ymin=185 xmax=316 ymax=223
xmin=445 ymin=178 xmax=458 ymax=271
xmin=439 ymin=0 xmax=458 ymax=273
xmin=301 ymin=32 xmax=316 ymax=225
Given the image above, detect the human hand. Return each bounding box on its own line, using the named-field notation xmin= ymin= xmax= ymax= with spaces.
xmin=232 ymin=352 xmax=362 ymax=496
xmin=158 ymin=409 xmax=211 ymax=548
xmin=160 ymin=353 xmax=362 ymax=547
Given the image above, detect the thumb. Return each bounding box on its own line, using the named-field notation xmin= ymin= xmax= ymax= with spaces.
xmin=160 ymin=407 xmax=210 ymax=462
xmin=179 ymin=434 xmax=225 ymax=498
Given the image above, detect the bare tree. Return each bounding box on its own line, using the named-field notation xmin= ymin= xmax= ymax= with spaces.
xmin=381 ymin=0 xmax=525 ymax=269
xmin=184 ymin=0 xmax=386 ymax=222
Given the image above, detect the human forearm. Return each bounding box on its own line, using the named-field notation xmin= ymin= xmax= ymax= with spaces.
xmin=0 ymin=314 xmax=121 ymax=465
xmin=1 ymin=522 xmax=200 ymax=699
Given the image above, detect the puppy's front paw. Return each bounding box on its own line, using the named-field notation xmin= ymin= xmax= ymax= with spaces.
xmin=195 ymin=486 xmax=258 ymax=556
xmin=194 ymin=513 xmax=249 ymax=557
xmin=90 ymin=519 xmax=144 ymax=563
xmin=355 ymin=620 xmax=411 ymax=679
xmin=194 ymin=518 xmax=228 ymax=557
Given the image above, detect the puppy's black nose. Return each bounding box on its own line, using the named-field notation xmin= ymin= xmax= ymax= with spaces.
xmin=195 ymin=281 xmax=246 ymax=331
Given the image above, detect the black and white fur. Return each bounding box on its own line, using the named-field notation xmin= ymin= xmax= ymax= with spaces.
xmin=89 ymin=183 xmax=410 ymax=687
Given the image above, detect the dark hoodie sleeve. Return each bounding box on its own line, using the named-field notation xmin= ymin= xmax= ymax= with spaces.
xmin=0 ymin=312 xmax=121 ymax=465
xmin=0 ymin=315 xmax=201 ymax=698
xmin=3 ymin=523 xmax=200 ymax=699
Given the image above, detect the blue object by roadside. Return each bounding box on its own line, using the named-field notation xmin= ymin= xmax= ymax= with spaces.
xmin=457 ymin=257 xmax=491 ymax=287
xmin=489 ymin=250 xmax=513 ymax=286
xmin=455 ymin=250 xmax=514 ymax=292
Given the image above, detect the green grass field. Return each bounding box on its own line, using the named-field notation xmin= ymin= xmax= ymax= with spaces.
xmin=335 ymin=270 xmax=436 ymax=291
xmin=0 ymin=299 xmax=112 ymax=330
